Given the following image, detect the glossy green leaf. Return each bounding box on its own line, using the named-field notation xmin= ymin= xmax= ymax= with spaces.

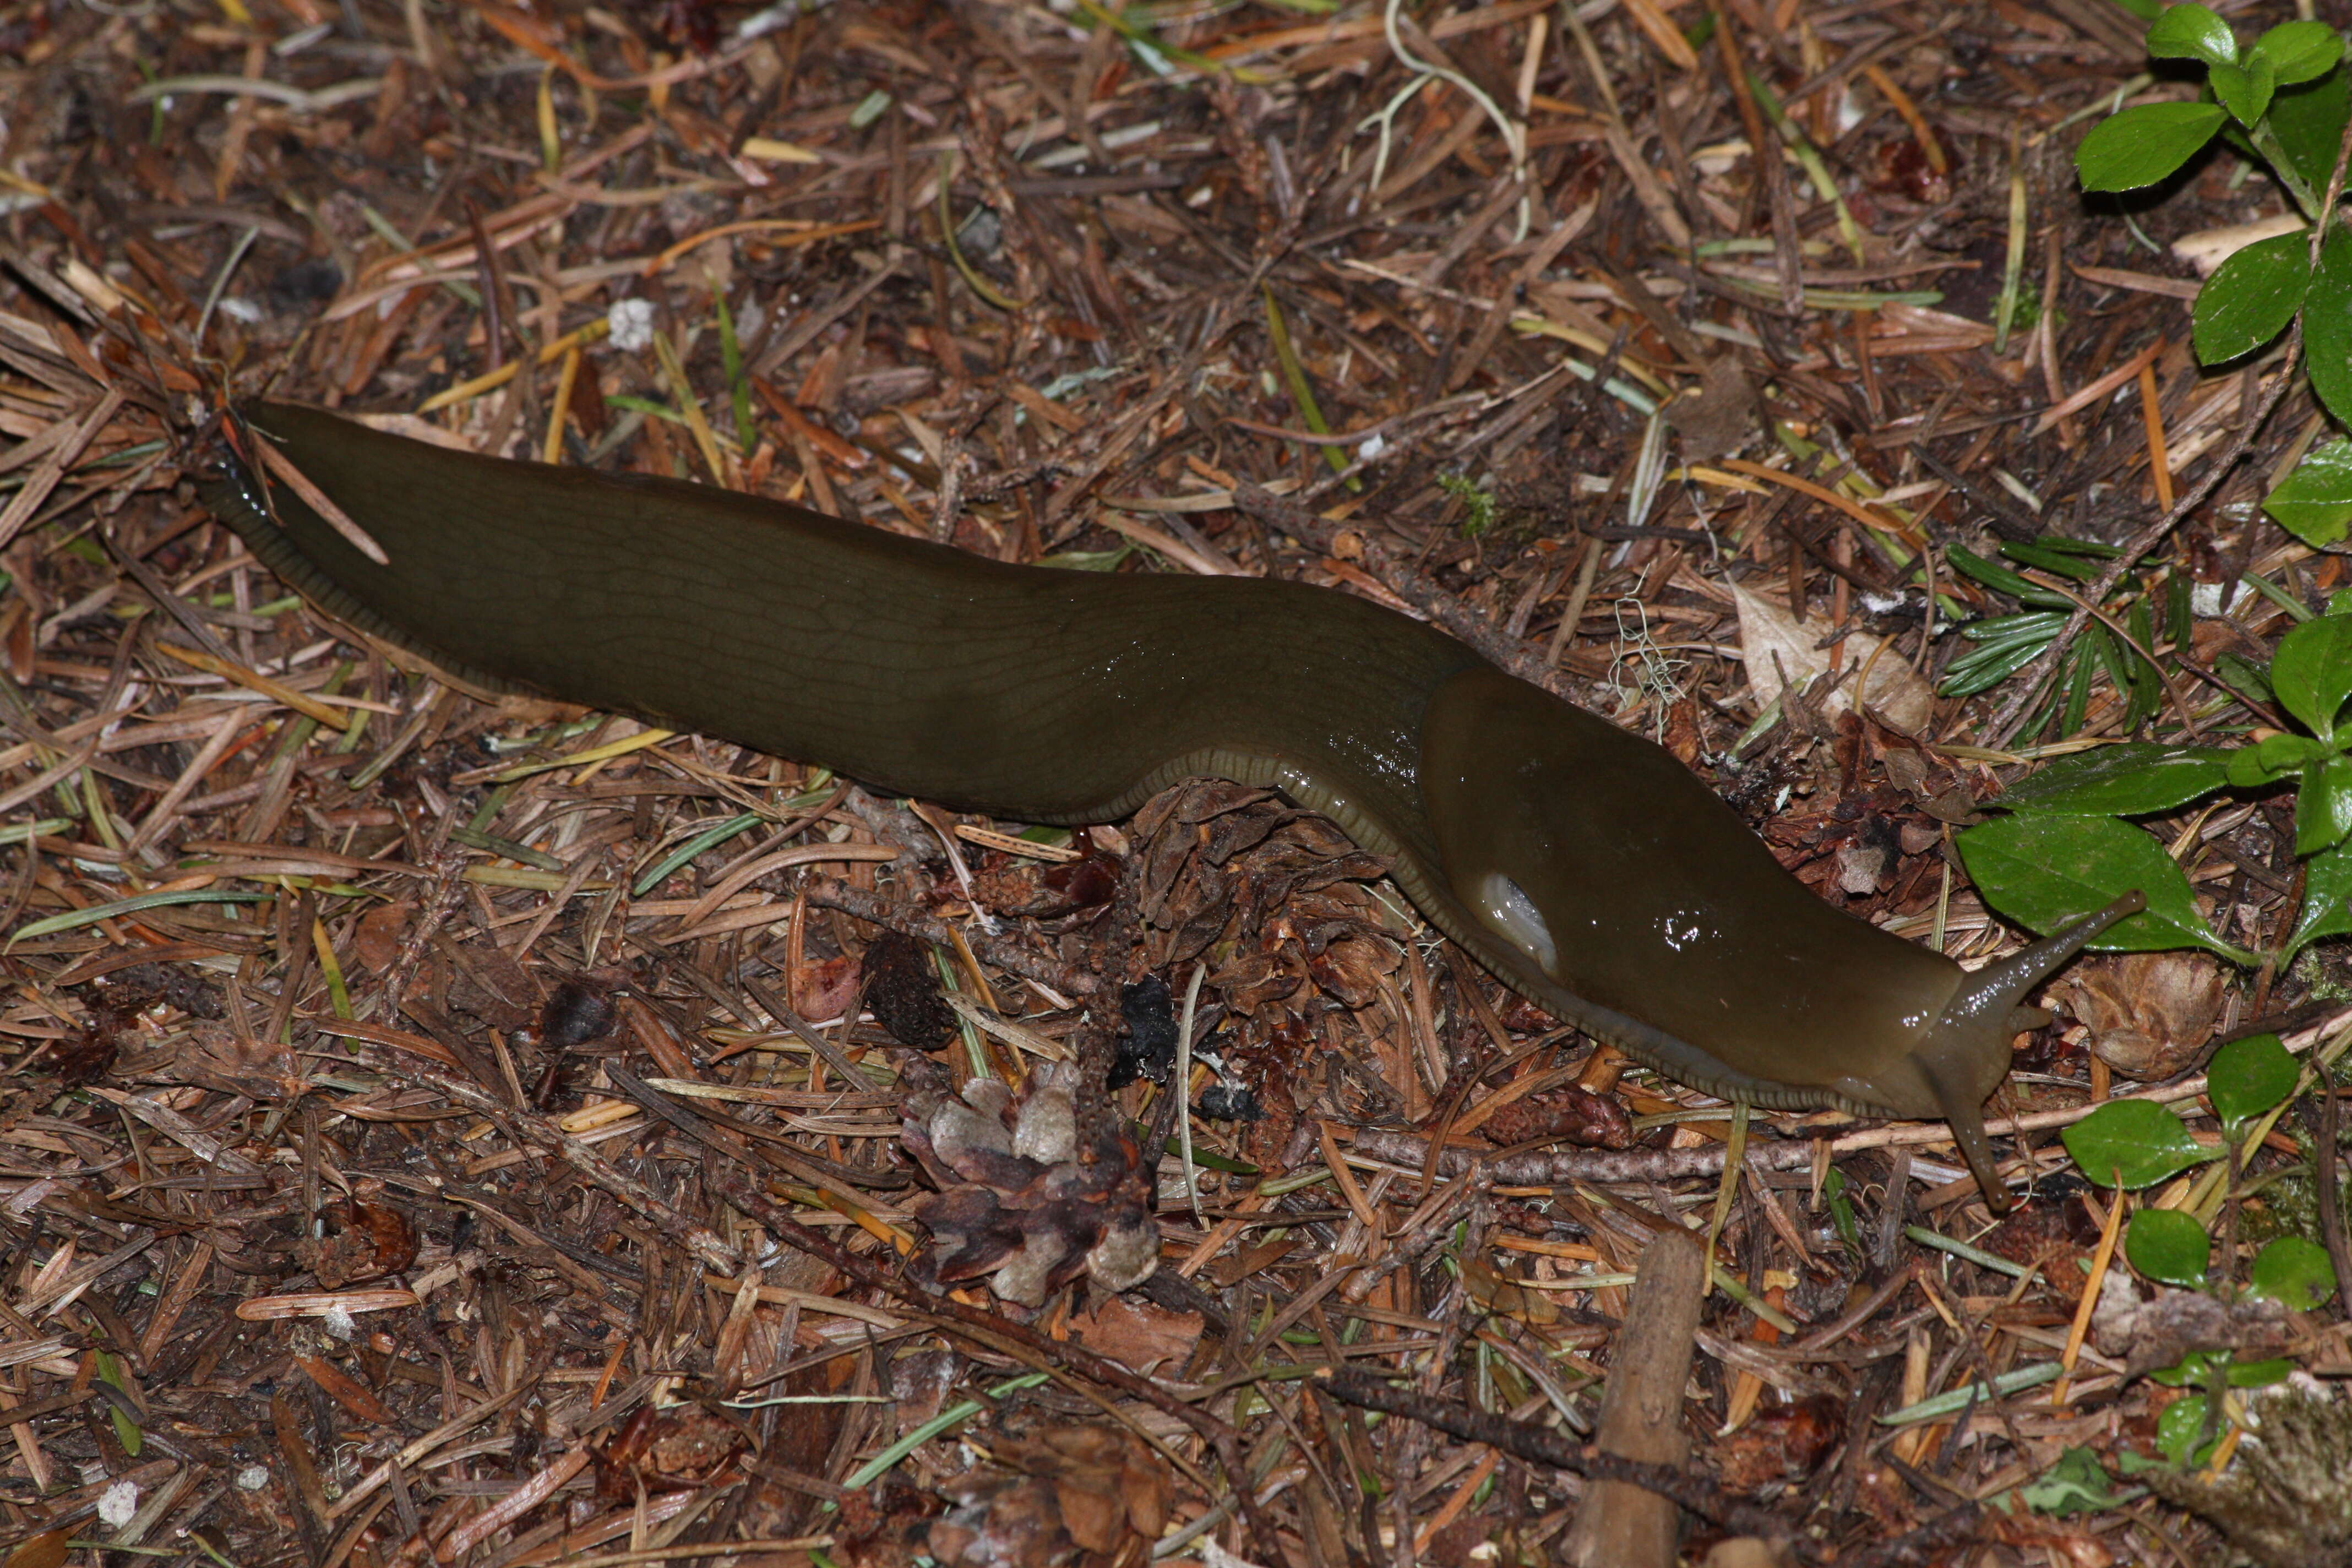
xmin=1943 ymin=618 xmax=2070 ymax=696
xmin=2287 ymin=836 xmax=2352 ymax=962
xmin=2268 ymin=64 xmax=2351 ymax=189
xmin=1946 ymin=548 xmax=2071 ymax=608
xmin=2310 ymin=227 xmax=2352 ymax=428
xmin=1993 ymin=744 xmax=2233 ymax=815
xmin=2146 ymin=3 xmax=2236 ymax=67
xmin=2061 ymin=1098 xmax=2220 ymax=1189
xmin=2124 ymin=597 xmax=2163 ymax=729
xmin=2157 ymin=1394 xmax=2218 ymax=1466
xmin=2000 ymin=538 xmax=2114 ymax=581
xmin=2207 ymin=1032 xmax=2297 ymax=1129
xmin=2248 ymin=1234 xmax=2337 ymax=1309
xmin=2193 ymin=233 xmax=2311 ymax=363
xmin=2210 ymin=55 xmax=2276 ymax=126
xmin=2124 ymin=1207 xmax=2212 ymax=1286
xmin=2301 ymin=754 xmax=2352 ymax=856
xmin=2271 ymin=609 xmax=2352 ymax=739
xmin=2266 ymin=439 xmax=2352 ymax=549
xmin=2076 ymin=102 xmax=2228 ymax=191
xmin=1955 ymin=813 xmax=2244 ymax=958
xmin=2252 ymin=19 xmax=2344 ymax=85
xmin=2227 ymin=730 xmax=2325 ymax=787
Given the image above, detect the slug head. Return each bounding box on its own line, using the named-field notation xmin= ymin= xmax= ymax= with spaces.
xmin=1418 ymin=666 xmax=2139 ymax=1212
xmin=1418 ymin=666 xmax=1964 ymax=1093
xmin=1891 ymin=890 xmax=2146 ymax=1211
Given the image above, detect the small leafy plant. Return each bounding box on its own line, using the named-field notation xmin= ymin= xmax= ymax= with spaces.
xmin=1958 ymin=609 xmax=2352 ymax=967
xmin=2055 ymin=1028 xmax=2331 ymax=1462
xmin=2075 ymin=3 xmax=2352 ymax=545
xmin=1939 ymin=537 xmax=2182 ymax=740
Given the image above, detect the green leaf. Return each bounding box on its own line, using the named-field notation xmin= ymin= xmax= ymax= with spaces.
xmin=2288 ymin=836 xmax=2352 ymax=962
xmin=2207 ymin=1032 xmax=2297 ymax=1129
xmin=1943 ymin=628 xmax=2067 ymax=697
xmin=2193 ymin=232 xmax=2312 ymax=363
xmin=2076 ymin=102 xmax=2228 ymax=191
xmin=91 ymin=1350 xmax=140 ymax=1458
xmin=2211 ymin=55 xmax=2277 ymax=127
xmin=2301 ymin=753 xmax=2352 ymax=856
xmin=2310 ymin=227 xmax=2352 ymax=428
xmin=2124 ymin=1207 xmax=2212 ymax=1286
xmin=2215 ymin=651 xmax=2276 ymax=709
xmin=2248 ymin=1234 xmax=2337 ymax=1309
xmin=2061 ymin=1098 xmax=2220 ymax=1188
xmin=2252 ymin=20 xmax=2344 ymax=86
xmin=1945 ymin=548 xmax=2072 ymax=608
xmin=2268 ymin=63 xmax=2351 ymax=190
xmin=2108 ymin=0 xmax=2162 ymax=20
xmin=1955 ymin=814 xmax=2246 ymax=959
xmin=1994 ymin=744 xmax=2233 ymax=815
xmin=2265 ymin=439 xmax=2352 ymax=549
xmin=2226 ymin=731 xmax=2323 ymax=789
xmin=2152 ymin=1351 xmax=2295 ymax=1387
xmin=2021 ymin=1447 xmax=2121 ymax=1517
xmin=2271 ymin=610 xmax=2352 ymax=738
xmin=2146 ymin=3 xmax=2236 ymax=67
xmin=2000 ymin=538 xmax=2114 ymax=581
xmin=2157 ymin=1393 xmax=2218 ymax=1466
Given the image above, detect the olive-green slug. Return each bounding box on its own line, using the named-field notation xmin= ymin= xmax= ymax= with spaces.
xmin=204 ymin=401 xmax=2139 ymax=1210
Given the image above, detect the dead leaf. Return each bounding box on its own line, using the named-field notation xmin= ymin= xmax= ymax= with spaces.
xmin=2173 ymin=213 xmax=2306 ymax=275
xmin=1714 ymin=1394 xmax=1844 ymax=1491
xmin=1663 ymin=356 xmax=1757 ymax=461
xmin=1480 ymin=1084 xmax=1634 ymax=1150
xmin=293 ymin=1351 xmax=401 ymax=1427
xmin=930 ymin=1425 xmax=1171 ymax=1567
xmin=2051 ymin=952 xmax=2224 ymax=1079
xmin=1733 ymin=581 xmax=1934 ymax=735
xmin=3 ymin=1532 xmax=67 ymax=1568
xmin=1068 ymin=1293 xmax=1204 ymax=1375
xmin=300 ymin=1195 xmax=419 ymax=1288
xmin=864 ymin=930 xmax=952 ymax=1050
xmin=351 ymin=901 xmax=416 ymax=971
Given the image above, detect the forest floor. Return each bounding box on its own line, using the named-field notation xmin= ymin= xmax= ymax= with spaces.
xmin=1 ymin=0 xmax=2348 ymax=1565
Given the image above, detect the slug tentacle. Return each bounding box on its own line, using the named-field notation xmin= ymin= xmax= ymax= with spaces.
xmin=1905 ymin=890 xmax=2148 ymax=1212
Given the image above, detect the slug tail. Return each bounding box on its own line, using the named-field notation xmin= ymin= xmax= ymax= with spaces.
xmin=200 ymin=408 xmax=524 ymax=696
xmin=1913 ymin=890 xmax=2148 ymax=1213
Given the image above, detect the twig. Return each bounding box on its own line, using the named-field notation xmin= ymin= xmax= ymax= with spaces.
xmin=1319 ymin=1366 xmax=1801 ymax=1550
xmin=2316 ymin=1072 xmax=2352 ymax=1314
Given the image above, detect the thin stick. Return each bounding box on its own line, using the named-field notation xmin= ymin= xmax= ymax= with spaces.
xmin=2317 ymin=1071 xmax=2352 ymax=1314
xmin=2052 ymin=1173 xmax=2125 ymax=1407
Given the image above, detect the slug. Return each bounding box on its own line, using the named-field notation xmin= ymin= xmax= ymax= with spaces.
xmin=203 ymin=401 xmax=2140 ymax=1210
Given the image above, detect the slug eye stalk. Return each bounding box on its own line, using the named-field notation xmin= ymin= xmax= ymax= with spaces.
xmin=1912 ymin=890 xmax=2147 ymax=1213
